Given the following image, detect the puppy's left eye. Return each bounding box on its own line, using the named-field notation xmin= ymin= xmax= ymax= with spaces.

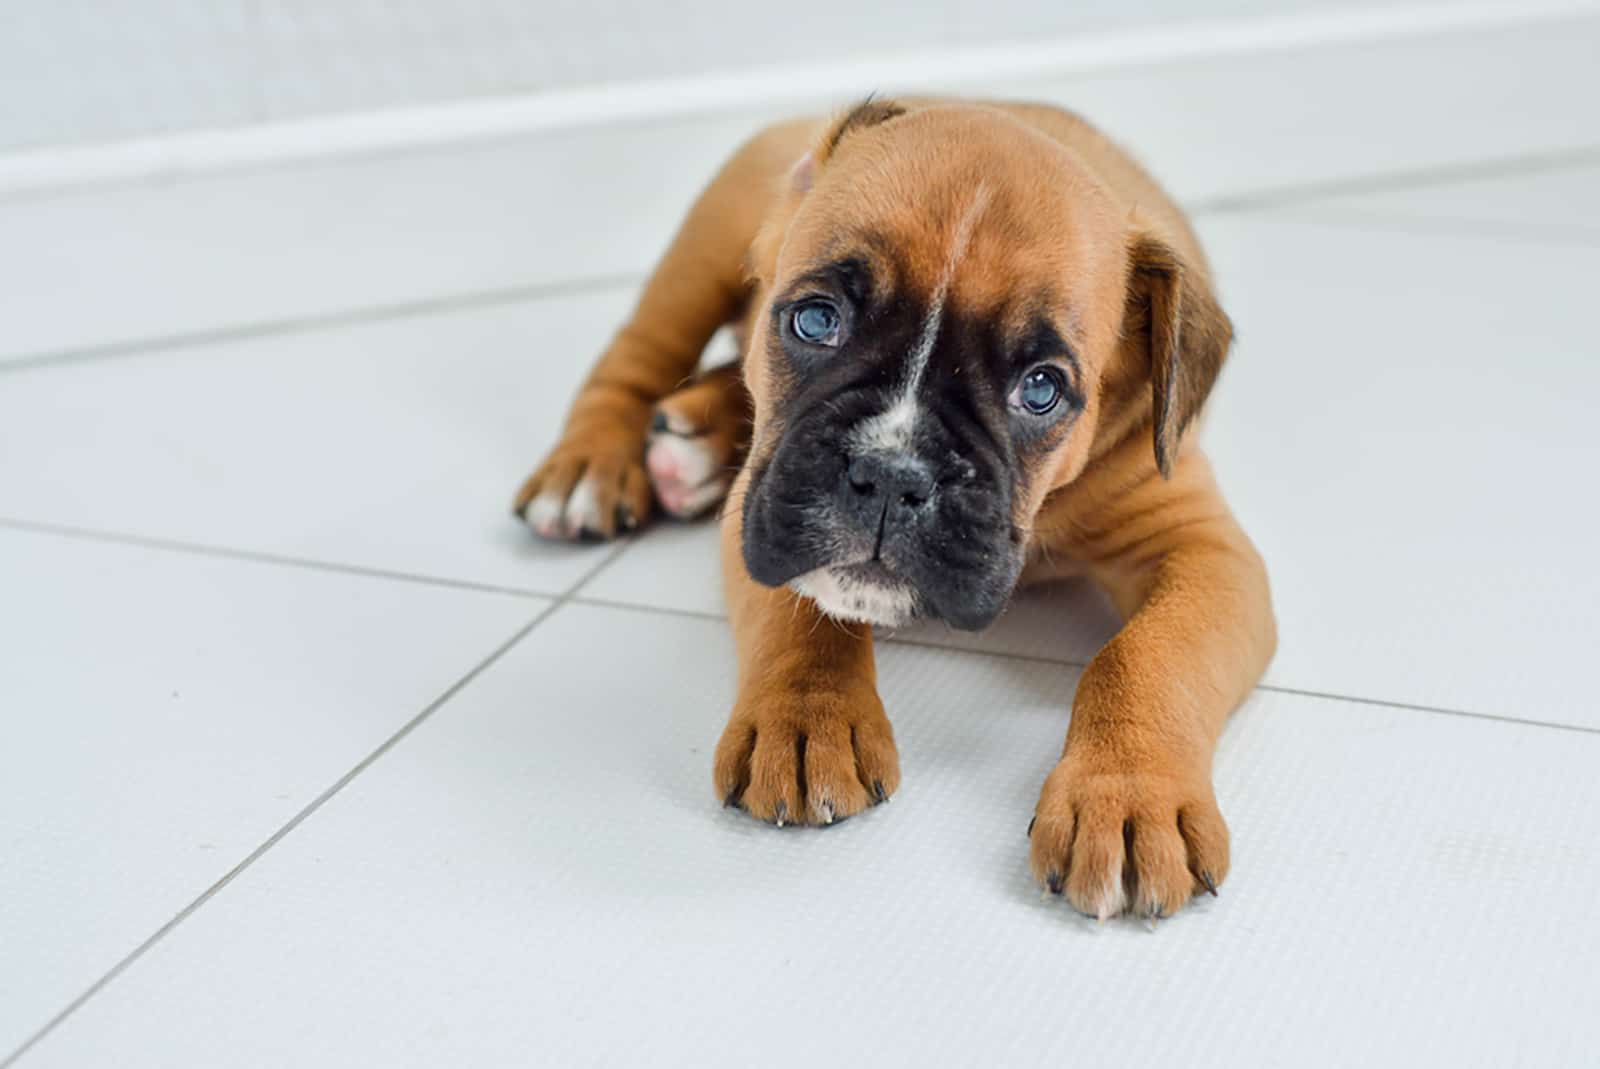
xmin=791 ymin=301 xmax=842 ymax=346
xmin=1012 ymin=366 xmax=1064 ymax=415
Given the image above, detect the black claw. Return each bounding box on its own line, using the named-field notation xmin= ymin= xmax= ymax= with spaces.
xmin=617 ymin=504 xmax=637 ymax=531
xmin=872 ymin=780 xmax=888 ymax=804
xmin=1200 ymin=871 xmax=1219 ymax=897
xmin=723 ymin=788 xmax=742 ymax=809
xmin=1027 ymin=815 xmax=1037 ymax=838
xmin=650 ymin=411 xmax=670 ymax=433
xmin=773 ymin=800 xmax=788 ymax=826
xmin=1046 ymin=872 xmax=1064 ymax=895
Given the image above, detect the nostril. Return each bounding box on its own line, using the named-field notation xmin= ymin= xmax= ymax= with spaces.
xmin=898 ymin=465 xmax=936 ymax=509
xmin=845 ymin=452 xmax=935 ymax=510
xmin=846 ymin=457 xmax=877 ymax=495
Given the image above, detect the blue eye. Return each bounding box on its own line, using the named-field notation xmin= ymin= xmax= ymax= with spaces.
xmin=1017 ymin=367 xmax=1063 ymax=415
xmin=791 ymin=301 xmax=841 ymax=345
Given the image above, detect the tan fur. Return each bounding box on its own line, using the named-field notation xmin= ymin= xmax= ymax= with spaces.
xmin=515 ymin=98 xmax=1276 ymax=918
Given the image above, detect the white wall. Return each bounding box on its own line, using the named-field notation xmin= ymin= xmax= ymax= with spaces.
xmin=1 ymin=0 xmax=1454 ymax=154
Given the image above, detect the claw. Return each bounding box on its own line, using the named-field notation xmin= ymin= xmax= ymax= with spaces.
xmin=819 ymin=801 xmax=835 ymax=825
xmin=650 ymin=411 xmax=670 ymax=433
xmin=723 ymin=788 xmax=742 ymax=809
xmin=774 ymin=800 xmax=788 ymax=827
xmin=1046 ymin=871 xmax=1064 ymax=896
xmin=872 ymin=780 xmax=888 ymax=804
xmin=1027 ymin=815 xmax=1036 ymax=838
xmin=1200 ymin=870 xmax=1219 ymax=897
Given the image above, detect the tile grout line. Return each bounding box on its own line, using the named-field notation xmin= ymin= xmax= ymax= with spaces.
xmin=0 ymin=510 xmax=648 ymax=611
xmin=0 ymin=516 xmax=558 ymax=600
xmin=571 ymin=592 xmax=1092 ymax=668
xmin=3 ymin=144 xmax=1599 ymax=377
xmin=560 ymin=533 xmax=647 ymax=600
xmin=0 ymin=271 xmax=643 ymax=376
xmin=4 ymin=513 xmax=1593 ymax=742
xmin=3 ymin=545 xmax=1593 ymax=1059
xmin=1245 ymin=682 xmax=1600 ymax=738
xmin=1190 ymin=143 xmax=1600 ymax=214
xmin=0 ymin=538 xmax=631 ymax=1069
xmin=1210 ymin=206 xmax=1600 ymax=248
xmin=567 ymin=594 xmax=1600 ymax=739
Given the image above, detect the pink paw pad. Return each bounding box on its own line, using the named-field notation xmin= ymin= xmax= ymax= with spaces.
xmin=646 ymin=418 xmax=730 ymax=519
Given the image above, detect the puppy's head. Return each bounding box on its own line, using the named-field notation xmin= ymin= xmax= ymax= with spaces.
xmin=740 ymin=99 xmax=1230 ymax=630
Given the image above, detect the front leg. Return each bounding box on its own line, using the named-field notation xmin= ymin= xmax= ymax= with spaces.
xmin=1028 ymin=451 xmax=1276 ymax=919
xmin=713 ymin=476 xmax=900 ymax=825
xmin=513 ymin=119 xmax=814 ymax=539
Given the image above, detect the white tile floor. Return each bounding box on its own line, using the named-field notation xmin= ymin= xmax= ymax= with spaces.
xmin=4 ymin=108 xmax=1600 ymax=1068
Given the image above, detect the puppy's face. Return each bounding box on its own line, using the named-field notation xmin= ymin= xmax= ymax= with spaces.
xmin=740 ymin=103 xmax=1213 ymax=631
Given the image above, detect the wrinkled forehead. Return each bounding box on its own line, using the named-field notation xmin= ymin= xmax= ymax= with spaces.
xmin=776 ymin=120 xmax=1125 ymax=346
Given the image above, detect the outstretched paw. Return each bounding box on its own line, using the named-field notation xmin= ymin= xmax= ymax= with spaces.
xmin=1028 ymin=753 xmax=1228 ymax=922
xmin=513 ymin=427 xmax=652 ymax=541
xmin=714 ymin=686 xmax=900 ymax=826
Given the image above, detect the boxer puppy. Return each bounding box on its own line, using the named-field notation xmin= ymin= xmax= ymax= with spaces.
xmin=514 ymin=98 xmax=1276 ymax=921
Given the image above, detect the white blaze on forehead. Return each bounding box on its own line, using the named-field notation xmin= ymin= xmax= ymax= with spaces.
xmin=851 ymin=183 xmax=991 ymax=453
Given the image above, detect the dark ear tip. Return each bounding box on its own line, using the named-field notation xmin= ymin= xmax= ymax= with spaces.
xmin=822 ymin=97 xmax=908 ymax=158
xmin=1154 ymin=441 xmax=1175 ymax=479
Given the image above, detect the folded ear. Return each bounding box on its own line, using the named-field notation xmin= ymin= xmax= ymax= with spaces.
xmin=756 ymin=97 xmax=908 ymax=273
xmin=1124 ymin=232 xmax=1233 ymax=477
xmin=818 ymin=96 xmax=906 ymax=162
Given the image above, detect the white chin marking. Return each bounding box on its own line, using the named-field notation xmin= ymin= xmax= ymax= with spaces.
xmin=791 ymin=566 xmax=918 ymax=628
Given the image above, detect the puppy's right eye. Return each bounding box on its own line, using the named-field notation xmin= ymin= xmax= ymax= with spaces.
xmin=790 ymin=301 xmax=842 ymax=346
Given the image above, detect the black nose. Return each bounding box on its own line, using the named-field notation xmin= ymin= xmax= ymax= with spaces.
xmin=845 ymin=452 xmax=937 ymax=513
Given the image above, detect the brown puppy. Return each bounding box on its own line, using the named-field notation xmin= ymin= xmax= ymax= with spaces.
xmin=515 ymin=98 xmax=1275 ymax=921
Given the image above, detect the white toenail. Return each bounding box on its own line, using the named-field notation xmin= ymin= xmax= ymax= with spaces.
xmin=526 ymin=493 xmax=565 ymax=537
xmin=565 ymin=478 xmax=602 ymax=533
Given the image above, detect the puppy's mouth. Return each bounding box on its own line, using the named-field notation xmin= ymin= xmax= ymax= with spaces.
xmin=741 ymin=401 xmax=1023 ymax=632
xmin=837 ymin=559 xmax=899 ymax=587
xmin=789 ymin=559 xmax=922 ymax=629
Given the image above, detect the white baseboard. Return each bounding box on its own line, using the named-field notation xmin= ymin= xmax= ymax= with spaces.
xmin=2 ymin=0 xmax=1596 ymax=199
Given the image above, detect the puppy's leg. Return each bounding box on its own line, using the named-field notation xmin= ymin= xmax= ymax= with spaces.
xmin=513 ymin=120 xmax=812 ymax=540
xmin=713 ymin=471 xmax=900 ymax=825
xmin=1027 ymin=449 xmax=1275 ymax=920
xmin=646 ymin=361 xmax=750 ymax=520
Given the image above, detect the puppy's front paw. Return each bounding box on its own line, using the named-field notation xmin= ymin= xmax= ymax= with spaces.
xmin=713 ymin=687 xmax=900 ymax=825
xmin=1029 ymin=753 xmax=1228 ymax=921
xmin=513 ymin=427 xmax=653 ymax=541
xmin=646 ymin=410 xmax=735 ymax=520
